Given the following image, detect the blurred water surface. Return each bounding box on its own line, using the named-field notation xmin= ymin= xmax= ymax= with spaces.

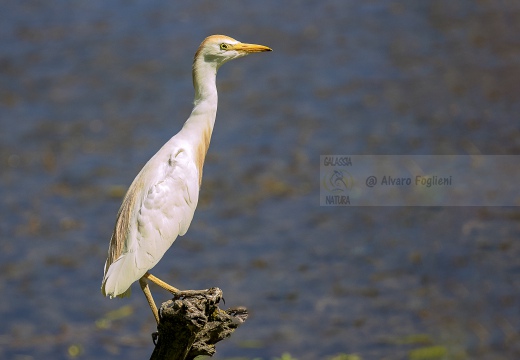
xmin=1 ymin=1 xmax=519 ymax=359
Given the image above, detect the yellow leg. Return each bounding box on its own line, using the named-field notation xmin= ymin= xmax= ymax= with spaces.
xmin=139 ymin=277 xmax=160 ymax=325
xmin=143 ymin=271 xmax=181 ymax=294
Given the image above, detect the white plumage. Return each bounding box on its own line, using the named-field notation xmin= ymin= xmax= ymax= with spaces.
xmin=101 ymin=35 xmax=271 ymax=323
xmin=102 ymin=142 xmax=198 ymax=298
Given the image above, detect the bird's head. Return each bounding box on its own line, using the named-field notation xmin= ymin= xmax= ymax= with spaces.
xmin=194 ymin=35 xmax=272 ymax=68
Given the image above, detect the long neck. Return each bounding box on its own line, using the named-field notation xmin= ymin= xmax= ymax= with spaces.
xmin=180 ymin=56 xmax=220 ymax=184
xmin=192 ymin=56 xmax=218 ymax=108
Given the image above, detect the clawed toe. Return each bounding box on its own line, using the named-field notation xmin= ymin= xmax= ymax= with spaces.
xmin=152 ymin=331 xmax=159 ymax=346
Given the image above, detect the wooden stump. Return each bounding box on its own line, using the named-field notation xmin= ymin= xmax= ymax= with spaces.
xmin=149 ymin=288 xmax=248 ymax=360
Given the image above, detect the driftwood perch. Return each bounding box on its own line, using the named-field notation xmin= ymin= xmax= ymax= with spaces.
xmin=149 ymin=287 xmax=248 ymax=360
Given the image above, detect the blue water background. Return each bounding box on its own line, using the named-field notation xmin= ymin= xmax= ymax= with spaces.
xmin=1 ymin=1 xmax=519 ymax=359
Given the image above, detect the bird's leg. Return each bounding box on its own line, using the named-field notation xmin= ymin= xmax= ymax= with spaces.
xmin=143 ymin=271 xmax=209 ymax=297
xmin=143 ymin=271 xmax=181 ymax=294
xmin=139 ymin=277 xmax=160 ymax=325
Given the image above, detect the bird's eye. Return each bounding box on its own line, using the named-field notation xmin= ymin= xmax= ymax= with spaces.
xmin=220 ymin=43 xmax=229 ymax=50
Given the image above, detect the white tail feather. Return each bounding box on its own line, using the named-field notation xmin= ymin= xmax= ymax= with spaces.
xmin=102 ymin=252 xmax=146 ymax=298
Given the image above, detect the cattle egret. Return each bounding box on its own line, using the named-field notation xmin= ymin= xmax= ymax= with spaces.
xmin=101 ymin=35 xmax=271 ymax=323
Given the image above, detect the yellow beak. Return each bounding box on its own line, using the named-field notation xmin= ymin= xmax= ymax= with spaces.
xmin=231 ymin=43 xmax=272 ymax=53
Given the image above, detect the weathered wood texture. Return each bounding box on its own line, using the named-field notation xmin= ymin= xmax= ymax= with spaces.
xmin=149 ymin=288 xmax=248 ymax=360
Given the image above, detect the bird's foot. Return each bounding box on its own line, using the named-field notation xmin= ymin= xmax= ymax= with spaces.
xmin=170 ymin=289 xmax=212 ymax=298
xmin=170 ymin=287 xmax=223 ymax=303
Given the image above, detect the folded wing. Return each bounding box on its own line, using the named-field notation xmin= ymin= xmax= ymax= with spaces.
xmin=101 ymin=148 xmax=199 ymax=298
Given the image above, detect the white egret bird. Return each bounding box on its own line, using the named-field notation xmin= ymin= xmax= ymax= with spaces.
xmin=101 ymin=35 xmax=271 ymax=323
